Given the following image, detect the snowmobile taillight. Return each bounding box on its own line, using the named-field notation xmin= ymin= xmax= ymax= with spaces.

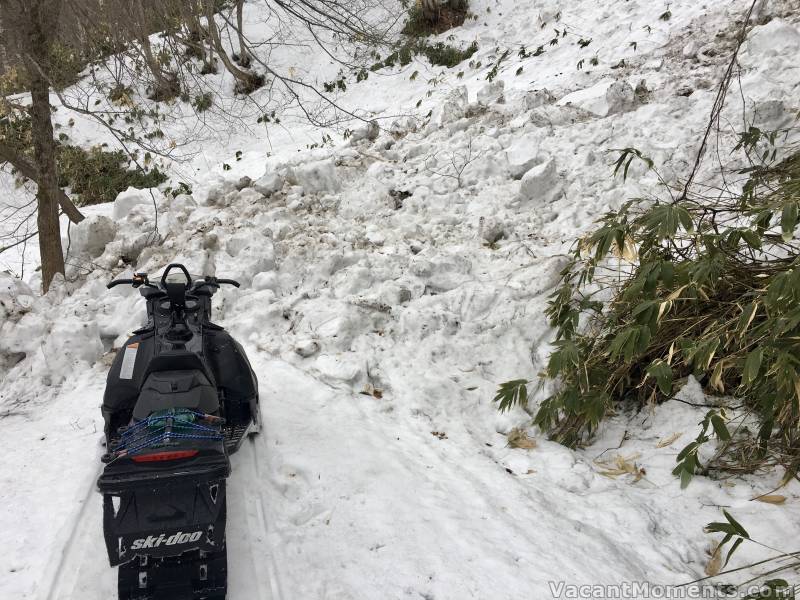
xmin=132 ymin=450 xmax=199 ymax=463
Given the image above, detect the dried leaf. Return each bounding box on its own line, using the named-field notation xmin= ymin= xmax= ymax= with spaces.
xmin=657 ymin=432 xmax=682 ymax=448
xmin=754 ymin=494 xmax=786 ymax=504
xmin=507 ymin=428 xmax=537 ymax=449
xmin=705 ymin=543 xmax=722 ymax=576
xmin=596 ymin=453 xmax=645 ymax=482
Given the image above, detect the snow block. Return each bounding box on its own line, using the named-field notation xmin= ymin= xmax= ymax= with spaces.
xmin=349 ymin=120 xmax=380 ymax=144
xmin=112 ymin=187 xmax=151 ymax=220
xmin=505 ymin=133 xmax=541 ymax=180
xmin=740 ymin=19 xmax=800 ymax=66
xmin=235 ymin=175 xmax=253 ymax=191
xmin=390 ymin=116 xmax=418 ymax=136
xmin=253 ymin=171 xmax=284 ymax=196
xmin=69 ymin=215 xmax=117 ymax=258
xmin=205 ymin=179 xmax=238 ymax=206
xmin=0 ymin=274 xmax=34 ymax=322
xmin=518 ymin=157 xmax=561 ymax=204
xmin=477 ymin=80 xmax=505 ymax=105
xmin=605 ymin=80 xmax=636 ymax=115
xmin=523 ymin=88 xmax=556 ymax=110
xmin=286 ymin=159 xmax=341 ymax=194
xmin=436 ymin=86 xmax=469 ymax=126
xmin=557 ymin=79 xmax=635 ymax=117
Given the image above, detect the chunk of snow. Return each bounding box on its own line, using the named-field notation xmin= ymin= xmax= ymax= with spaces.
xmin=523 ymin=88 xmax=556 ymax=110
xmin=286 ymin=159 xmax=341 ymax=194
xmin=605 ymin=80 xmax=636 ymax=115
xmin=349 ymin=120 xmax=380 ymax=144
xmin=477 ymin=80 xmax=505 ymax=105
xmin=389 ymin=116 xmax=417 ymax=136
xmin=505 ymin=133 xmax=541 ymax=180
xmin=112 ymin=187 xmax=151 ymax=220
xmin=740 ymin=19 xmax=800 ymax=66
xmin=69 ymin=216 xmax=117 ymax=258
xmin=433 ymin=86 xmax=468 ymax=127
xmin=557 ymin=79 xmax=635 ymax=117
xmin=204 ymin=179 xmax=238 ymax=206
xmin=682 ymin=39 xmax=700 ymax=59
xmin=518 ymin=156 xmax=561 ymax=204
xmin=253 ymin=171 xmax=284 ymax=196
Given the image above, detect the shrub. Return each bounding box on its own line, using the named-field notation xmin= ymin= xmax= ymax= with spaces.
xmin=192 ymin=92 xmax=214 ymax=112
xmin=496 ymin=122 xmax=800 ymax=483
xmin=372 ymin=39 xmax=477 ymax=71
xmin=421 ymin=40 xmax=478 ymax=68
xmin=402 ymin=0 xmax=470 ymax=36
xmin=57 ymin=145 xmax=167 ymax=206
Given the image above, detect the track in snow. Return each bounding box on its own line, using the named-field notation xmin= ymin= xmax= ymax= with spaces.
xmin=226 ymin=434 xmax=285 ymax=600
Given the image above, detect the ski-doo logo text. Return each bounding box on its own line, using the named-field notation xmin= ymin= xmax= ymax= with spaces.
xmin=130 ymin=531 xmax=203 ymax=550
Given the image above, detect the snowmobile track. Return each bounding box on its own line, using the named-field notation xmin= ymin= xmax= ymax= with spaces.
xmin=43 ymin=462 xmax=109 ymax=600
xmin=225 ymin=433 xmax=285 ymax=600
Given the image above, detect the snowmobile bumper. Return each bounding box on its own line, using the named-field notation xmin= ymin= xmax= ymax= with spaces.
xmin=117 ymin=547 xmax=227 ymax=600
xmin=98 ymin=455 xmax=229 ymax=567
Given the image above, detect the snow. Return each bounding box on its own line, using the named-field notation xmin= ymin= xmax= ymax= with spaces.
xmin=3 ymin=0 xmax=800 ymax=599
xmin=111 ymin=188 xmax=153 ymax=221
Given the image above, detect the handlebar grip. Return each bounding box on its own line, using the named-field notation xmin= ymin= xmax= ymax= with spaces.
xmin=216 ymin=278 xmax=241 ymax=288
xmin=107 ymin=279 xmax=135 ymax=289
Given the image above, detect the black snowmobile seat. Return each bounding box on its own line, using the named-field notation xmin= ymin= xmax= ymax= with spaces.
xmin=133 ymin=370 xmax=219 ymax=420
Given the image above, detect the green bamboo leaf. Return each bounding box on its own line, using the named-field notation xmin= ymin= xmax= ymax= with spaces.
xmin=680 ymin=465 xmax=693 ymax=488
xmin=782 ymin=202 xmax=798 ymax=242
xmin=647 ymin=360 xmax=673 ymax=395
xmin=737 ymin=303 xmax=759 ymax=336
xmin=711 ymin=414 xmax=731 ymax=442
xmin=742 ymin=347 xmax=763 ymax=385
xmin=676 ymin=441 xmax=698 ymax=462
xmin=723 ymin=537 xmax=744 ymax=568
xmin=723 ymin=510 xmax=750 ymax=538
xmin=740 ymin=229 xmax=762 ymax=250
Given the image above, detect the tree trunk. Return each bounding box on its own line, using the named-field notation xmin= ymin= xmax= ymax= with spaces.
xmin=203 ymin=0 xmax=261 ymax=93
xmin=24 ymin=0 xmax=66 ymax=293
xmin=133 ymin=0 xmax=178 ymax=100
xmin=235 ymin=0 xmax=251 ymax=67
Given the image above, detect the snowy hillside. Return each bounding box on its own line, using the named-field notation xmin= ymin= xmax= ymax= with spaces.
xmin=2 ymin=0 xmax=800 ymax=598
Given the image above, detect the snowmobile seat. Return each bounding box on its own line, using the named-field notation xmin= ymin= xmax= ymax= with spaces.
xmin=144 ymin=350 xmax=215 ymax=382
xmin=133 ymin=369 xmax=219 ymax=420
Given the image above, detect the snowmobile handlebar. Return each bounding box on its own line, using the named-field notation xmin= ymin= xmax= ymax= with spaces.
xmin=107 ymin=273 xmax=155 ymax=289
xmin=107 ymin=271 xmax=241 ymax=291
xmin=206 ymin=278 xmax=240 ymax=288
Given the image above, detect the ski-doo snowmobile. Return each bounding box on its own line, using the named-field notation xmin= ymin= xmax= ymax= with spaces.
xmin=97 ymin=264 xmax=260 ymax=600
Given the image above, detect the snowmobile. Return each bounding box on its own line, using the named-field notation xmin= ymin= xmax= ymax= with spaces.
xmin=97 ymin=264 xmax=261 ymax=600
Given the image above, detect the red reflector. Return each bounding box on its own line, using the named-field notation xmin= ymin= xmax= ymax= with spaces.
xmin=132 ymin=450 xmax=199 ymax=463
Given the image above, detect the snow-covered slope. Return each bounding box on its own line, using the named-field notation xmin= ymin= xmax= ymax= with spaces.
xmin=2 ymin=1 xmax=800 ymax=598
